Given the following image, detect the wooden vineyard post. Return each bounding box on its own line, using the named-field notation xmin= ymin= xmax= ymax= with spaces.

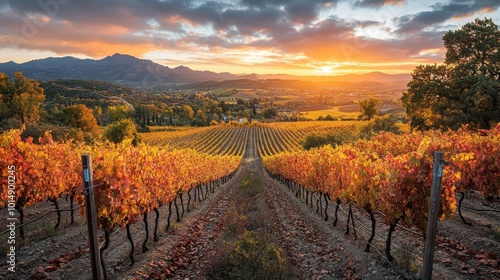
xmin=422 ymin=151 xmax=444 ymax=280
xmin=82 ymin=154 xmax=103 ymax=280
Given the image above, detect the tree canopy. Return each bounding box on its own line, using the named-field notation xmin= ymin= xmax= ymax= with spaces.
xmin=104 ymin=118 xmax=138 ymax=144
xmin=402 ymin=18 xmax=500 ymax=130
xmin=63 ymin=104 xmax=100 ymax=141
xmin=0 ymin=72 xmax=45 ymax=125
xmin=63 ymin=104 xmax=100 ymax=133
xmin=358 ymin=98 xmax=380 ymax=121
xmin=107 ymin=104 xmax=133 ymax=123
xmin=262 ymin=107 xmax=278 ymax=118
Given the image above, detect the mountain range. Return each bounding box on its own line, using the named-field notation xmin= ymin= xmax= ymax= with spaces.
xmin=0 ymin=53 xmax=411 ymax=87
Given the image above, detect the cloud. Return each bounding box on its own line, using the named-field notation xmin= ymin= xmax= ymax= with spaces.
xmin=354 ymin=0 xmax=405 ymax=9
xmin=0 ymin=0 xmax=498 ymax=74
xmin=214 ymin=6 xmax=288 ymax=36
xmin=285 ymin=1 xmax=320 ymax=24
xmin=395 ymin=0 xmax=500 ymax=35
xmin=246 ymin=15 xmax=444 ymax=64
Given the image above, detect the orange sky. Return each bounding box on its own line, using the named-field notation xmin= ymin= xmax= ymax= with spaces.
xmin=1 ymin=0 xmax=499 ymax=76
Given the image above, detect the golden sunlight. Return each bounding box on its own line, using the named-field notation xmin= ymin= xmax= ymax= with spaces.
xmin=319 ymin=66 xmax=334 ymax=75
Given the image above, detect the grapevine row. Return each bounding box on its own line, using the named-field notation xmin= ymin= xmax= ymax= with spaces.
xmin=255 ymin=122 xmax=363 ymax=156
xmin=263 ymin=125 xmax=500 ymax=261
xmin=0 ymin=129 xmax=241 ymax=275
xmin=142 ymin=122 xmax=360 ymax=158
xmin=142 ymin=125 xmax=247 ymax=156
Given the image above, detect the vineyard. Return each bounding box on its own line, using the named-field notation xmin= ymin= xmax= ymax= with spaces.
xmin=263 ymin=126 xmax=500 ymax=264
xmin=142 ymin=125 xmax=248 ymax=156
xmin=142 ymin=121 xmax=364 ymax=157
xmin=0 ymin=129 xmax=241 ymax=279
xmin=254 ymin=122 xmax=363 ymax=156
xmin=1 ymin=122 xmax=499 ymax=279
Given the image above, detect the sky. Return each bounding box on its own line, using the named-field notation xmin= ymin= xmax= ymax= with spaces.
xmin=0 ymin=0 xmax=499 ymax=76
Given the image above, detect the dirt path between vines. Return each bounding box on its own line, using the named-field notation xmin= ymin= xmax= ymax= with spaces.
xmin=125 ymin=128 xmax=401 ymax=279
xmin=254 ymin=129 xmax=400 ymax=280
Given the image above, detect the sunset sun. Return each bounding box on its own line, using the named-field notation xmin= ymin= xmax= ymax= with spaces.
xmin=319 ymin=66 xmax=334 ymax=75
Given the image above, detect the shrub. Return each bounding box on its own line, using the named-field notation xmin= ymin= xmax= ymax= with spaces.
xmin=209 ymin=232 xmax=292 ymax=280
xmin=104 ymin=118 xmax=138 ymax=143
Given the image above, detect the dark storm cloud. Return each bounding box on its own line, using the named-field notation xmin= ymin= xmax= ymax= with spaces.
xmin=354 ymin=0 xmax=405 ymax=9
xmin=395 ymin=0 xmax=500 ymax=34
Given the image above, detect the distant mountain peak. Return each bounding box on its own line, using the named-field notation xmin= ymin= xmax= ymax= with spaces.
xmin=108 ymin=53 xmax=135 ymax=58
xmin=0 ymin=53 xmax=241 ymax=86
xmin=102 ymin=53 xmax=146 ymax=62
xmin=240 ymin=73 xmax=259 ymax=80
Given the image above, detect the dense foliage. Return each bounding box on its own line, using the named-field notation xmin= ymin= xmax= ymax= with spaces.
xmin=264 ymin=125 xmax=500 ymax=231
xmin=358 ymin=98 xmax=380 ymax=121
xmin=403 ymin=18 xmax=500 ymax=130
xmin=0 ymin=129 xmax=241 ymax=234
xmin=0 ymin=72 xmax=45 ymax=125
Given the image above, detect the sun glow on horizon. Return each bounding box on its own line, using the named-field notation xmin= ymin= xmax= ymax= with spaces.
xmin=318 ymin=66 xmax=334 ymax=75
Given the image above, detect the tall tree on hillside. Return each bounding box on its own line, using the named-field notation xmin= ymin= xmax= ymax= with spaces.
xmin=0 ymin=72 xmax=45 ymax=124
xmin=403 ymin=18 xmax=500 ymax=130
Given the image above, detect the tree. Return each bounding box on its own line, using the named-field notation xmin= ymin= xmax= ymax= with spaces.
xmin=360 ymin=115 xmax=401 ymax=138
xmin=196 ymin=109 xmax=207 ymax=124
xmin=219 ymin=101 xmax=229 ymax=113
xmin=302 ymin=130 xmax=358 ymax=150
xmin=444 ymin=18 xmax=500 ymax=80
xmin=0 ymin=72 xmax=45 ymax=124
xmin=402 ymin=64 xmax=452 ymax=130
xmin=324 ymin=114 xmax=336 ymax=121
xmin=444 ymin=18 xmax=500 ymax=129
xmin=358 ymin=98 xmax=380 ymax=120
xmin=93 ymin=106 xmax=104 ymax=125
xmin=211 ymin=113 xmax=219 ymax=122
xmin=210 ymin=120 xmax=219 ymax=126
xmin=182 ymin=105 xmax=194 ymax=120
xmin=262 ymin=107 xmax=278 ymax=118
xmin=403 ymin=18 xmax=500 ymax=130
xmin=107 ymin=105 xmax=132 ymax=123
xmin=63 ymin=104 xmax=100 ymax=139
xmin=104 ymin=118 xmax=138 ymax=143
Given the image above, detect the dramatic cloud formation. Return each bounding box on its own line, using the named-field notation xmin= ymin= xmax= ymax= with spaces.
xmin=0 ymin=0 xmax=499 ymax=75
xmin=395 ymin=0 xmax=500 ymax=35
xmin=354 ymin=0 xmax=406 ymax=9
